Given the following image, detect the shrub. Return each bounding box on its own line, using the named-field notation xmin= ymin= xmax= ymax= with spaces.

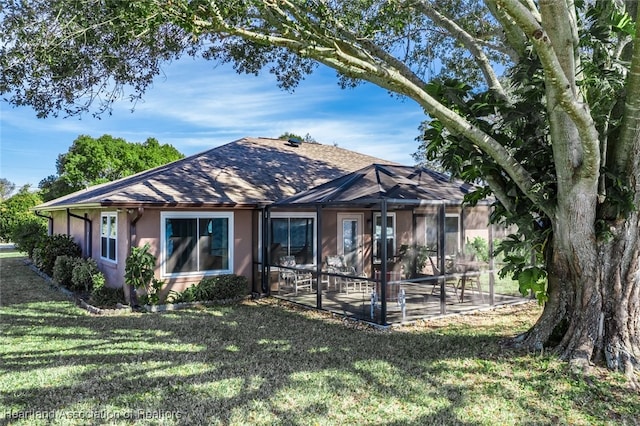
xmin=90 ymin=286 xmax=125 ymax=308
xmin=197 ymin=275 xmax=248 ymax=301
xmin=35 ymin=234 xmax=82 ymax=276
xmin=465 ymin=237 xmax=490 ymax=263
xmin=71 ymin=258 xmax=103 ymax=293
xmin=166 ymin=287 xmax=196 ymax=304
xmin=124 ymin=244 xmax=156 ymax=293
xmin=53 ymin=255 xmax=81 ymax=288
xmin=11 ymin=218 xmax=47 ymax=258
xmin=139 ymin=278 xmax=164 ymax=305
xmin=32 ymin=247 xmax=44 ymax=270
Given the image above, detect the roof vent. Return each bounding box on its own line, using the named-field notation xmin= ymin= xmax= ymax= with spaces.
xmin=286 ymin=138 xmax=302 ymax=147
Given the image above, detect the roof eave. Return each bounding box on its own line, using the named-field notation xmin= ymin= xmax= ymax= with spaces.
xmin=33 ymin=200 xmax=272 ymax=212
xmin=32 ymin=202 xmax=103 ymax=212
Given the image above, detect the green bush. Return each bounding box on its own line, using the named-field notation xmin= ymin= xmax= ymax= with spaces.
xmin=52 ymin=255 xmax=81 ymax=288
xmin=165 ymin=275 xmax=247 ymax=304
xmin=11 ymin=218 xmax=47 ymax=257
xmin=197 ymin=275 xmax=248 ymax=301
xmin=139 ymin=278 xmax=164 ymax=305
xmin=166 ymin=287 xmax=196 ymax=304
xmin=32 ymin=247 xmax=44 ymax=271
xmin=465 ymin=237 xmax=490 ymax=262
xmin=35 ymin=234 xmax=82 ymax=276
xmin=90 ymin=286 xmax=125 ymax=308
xmin=124 ymin=244 xmax=156 ymax=293
xmin=71 ymin=258 xmax=103 ymax=293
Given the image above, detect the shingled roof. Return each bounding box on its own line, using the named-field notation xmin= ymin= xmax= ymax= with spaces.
xmin=275 ymin=164 xmax=480 ymax=207
xmin=35 ymin=137 xmax=397 ymax=211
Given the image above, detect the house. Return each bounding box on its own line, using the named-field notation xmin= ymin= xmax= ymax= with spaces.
xmin=34 ymin=137 xmax=502 ymax=322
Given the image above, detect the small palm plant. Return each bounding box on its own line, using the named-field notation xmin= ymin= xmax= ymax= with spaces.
xmin=124 ymin=244 xmax=158 ymax=304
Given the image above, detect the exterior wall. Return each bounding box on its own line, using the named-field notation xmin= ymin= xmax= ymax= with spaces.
xmin=45 ymin=203 xmax=493 ymax=300
xmin=320 ymin=211 xmax=338 ymax=264
xmin=49 ymin=208 xmax=129 ymax=290
xmin=47 ymin=207 xmax=256 ymax=300
xmin=462 ymin=205 xmax=490 ymax=243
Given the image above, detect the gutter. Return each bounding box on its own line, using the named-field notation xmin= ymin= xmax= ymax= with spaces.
xmin=35 ymin=210 xmax=53 ymax=236
xmin=67 ymin=209 xmax=92 ymax=257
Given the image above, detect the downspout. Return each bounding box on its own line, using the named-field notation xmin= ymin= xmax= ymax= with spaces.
xmin=35 ymin=210 xmax=53 ymax=236
xmin=129 ymin=207 xmax=144 ymax=249
xmin=67 ymin=208 xmax=92 ymax=258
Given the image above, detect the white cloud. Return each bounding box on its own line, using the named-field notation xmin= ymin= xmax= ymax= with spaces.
xmin=1 ymin=57 xmax=428 ymax=187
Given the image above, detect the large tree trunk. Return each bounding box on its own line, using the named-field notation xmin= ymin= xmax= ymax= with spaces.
xmin=516 ymin=208 xmax=640 ymax=377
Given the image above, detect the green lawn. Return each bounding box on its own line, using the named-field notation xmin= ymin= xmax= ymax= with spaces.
xmin=0 ymin=251 xmax=637 ymax=425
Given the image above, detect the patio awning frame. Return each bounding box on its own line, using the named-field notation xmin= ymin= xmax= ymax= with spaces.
xmin=262 ymin=164 xmax=495 ymax=325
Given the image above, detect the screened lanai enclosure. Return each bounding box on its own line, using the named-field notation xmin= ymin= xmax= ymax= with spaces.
xmin=258 ymin=164 xmax=526 ymax=325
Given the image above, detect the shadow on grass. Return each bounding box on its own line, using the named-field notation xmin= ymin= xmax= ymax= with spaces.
xmin=1 ymin=255 xmax=638 ymax=425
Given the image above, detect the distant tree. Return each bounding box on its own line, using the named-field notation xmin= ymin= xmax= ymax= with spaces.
xmin=39 ymin=135 xmax=184 ymax=201
xmin=0 ymin=178 xmax=16 ymax=201
xmin=278 ymin=132 xmax=317 ymax=143
xmin=0 ymin=185 xmax=43 ymax=242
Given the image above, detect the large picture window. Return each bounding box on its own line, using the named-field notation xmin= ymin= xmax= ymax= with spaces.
xmin=373 ymin=212 xmax=396 ymax=264
xmin=100 ymin=212 xmax=117 ymax=262
xmin=270 ymin=213 xmax=316 ymax=265
xmin=162 ymin=212 xmax=233 ymax=276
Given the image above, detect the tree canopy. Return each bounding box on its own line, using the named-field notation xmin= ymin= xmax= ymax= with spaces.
xmin=1 ymin=1 xmax=639 ymax=376
xmin=38 ymin=134 xmax=184 ymax=201
xmin=0 ymin=185 xmax=43 ymax=242
xmin=278 ymin=132 xmax=317 ymax=143
xmin=0 ymin=178 xmax=16 ymax=202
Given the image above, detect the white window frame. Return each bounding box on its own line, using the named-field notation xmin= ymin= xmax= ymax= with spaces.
xmin=160 ymin=211 xmax=234 ymax=278
xmin=373 ymin=212 xmax=396 ymax=264
xmin=100 ymin=212 xmax=117 ymax=263
xmin=269 ymin=211 xmax=317 ymax=266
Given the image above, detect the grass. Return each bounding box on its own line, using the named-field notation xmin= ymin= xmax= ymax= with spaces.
xmin=1 ymin=249 xmax=638 ymax=425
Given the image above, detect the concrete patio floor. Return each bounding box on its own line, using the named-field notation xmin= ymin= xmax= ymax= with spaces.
xmin=271 ymin=278 xmax=528 ymax=325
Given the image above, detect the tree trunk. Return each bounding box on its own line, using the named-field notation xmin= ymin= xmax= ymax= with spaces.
xmin=515 ymin=209 xmax=640 ymax=377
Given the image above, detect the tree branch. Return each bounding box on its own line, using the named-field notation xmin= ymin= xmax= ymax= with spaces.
xmin=484 ymin=0 xmax=528 ymax=61
xmin=183 ymin=1 xmax=555 ymax=218
xmin=414 ymin=1 xmax=508 ymax=101
xmin=497 ymin=0 xmax=600 ymax=178
xmin=615 ymin=5 xmax=640 ymax=176
xmin=485 ymin=172 xmax=516 ymax=214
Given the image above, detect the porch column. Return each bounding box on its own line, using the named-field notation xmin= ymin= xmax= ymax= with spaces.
xmin=488 ymin=211 xmax=495 ymax=305
xmin=438 ymin=202 xmax=447 ymax=315
xmin=261 ymin=207 xmax=271 ymax=295
xmin=380 ymin=200 xmax=388 ymax=325
xmin=315 ymin=204 xmax=323 ymax=309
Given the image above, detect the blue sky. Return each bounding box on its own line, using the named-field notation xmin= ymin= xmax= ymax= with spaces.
xmin=0 ymin=57 xmax=426 ymax=189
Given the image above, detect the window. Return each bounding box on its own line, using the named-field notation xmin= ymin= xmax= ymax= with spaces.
xmin=445 ymin=214 xmax=460 ymax=256
xmin=424 ymin=214 xmax=439 ymax=253
xmin=100 ymin=212 xmax=117 ymax=262
xmin=373 ymin=213 xmax=396 ymax=264
xmin=270 ymin=213 xmax=316 ymax=265
xmin=162 ymin=212 xmax=233 ymax=276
